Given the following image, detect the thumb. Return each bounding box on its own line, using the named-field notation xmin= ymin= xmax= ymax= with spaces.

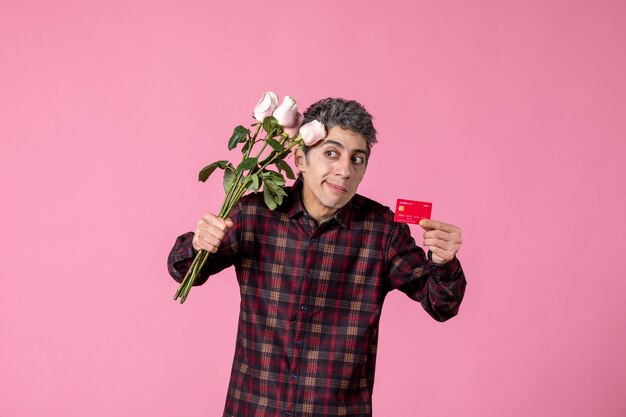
xmin=225 ymin=218 xmax=234 ymax=228
xmin=419 ymin=219 xmax=433 ymax=230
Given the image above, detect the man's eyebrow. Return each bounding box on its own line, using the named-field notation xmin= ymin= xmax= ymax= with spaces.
xmin=322 ymin=139 xmax=369 ymax=155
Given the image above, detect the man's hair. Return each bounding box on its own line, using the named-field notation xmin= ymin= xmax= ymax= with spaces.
xmin=302 ymin=98 xmax=377 ymax=156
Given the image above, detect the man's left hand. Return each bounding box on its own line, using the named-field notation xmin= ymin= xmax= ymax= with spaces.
xmin=419 ymin=219 xmax=463 ymax=264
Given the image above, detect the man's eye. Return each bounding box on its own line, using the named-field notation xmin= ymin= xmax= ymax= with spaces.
xmin=352 ymin=156 xmax=365 ymax=165
xmin=325 ymin=150 xmax=338 ymax=158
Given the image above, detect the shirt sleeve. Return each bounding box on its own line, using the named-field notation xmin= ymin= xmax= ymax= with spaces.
xmin=385 ymin=222 xmax=466 ymax=322
xmin=166 ymin=202 xmax=243 ymax=286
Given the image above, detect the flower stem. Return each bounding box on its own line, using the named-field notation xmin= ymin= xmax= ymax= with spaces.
xmin=173 ymin=129 xmax=301 ymax=303
xmin=258 ymin=136 xmax=302 ymax=172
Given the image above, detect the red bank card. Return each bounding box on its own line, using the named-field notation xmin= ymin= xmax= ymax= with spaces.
xmin=394 ymin=199 xmax=432 ymax=224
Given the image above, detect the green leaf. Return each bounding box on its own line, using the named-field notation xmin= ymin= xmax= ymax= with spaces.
xmin=263 ymin=186 xmax=278 ymax=210
xmin=228 ymin=126 xmax=250 ymax=150
xmin=251 ymin=174 xmax=260 ymax=191
xmin=265 ymin=138 xmax=284 ymax=152
xmin=198 ymin=160 xmax=228 ymax=182
xmin=262 ymin=116 xmax=279 ymax=136
xmin=241 ymin=175 xmax=252 ymax=190
xmin=263 ymin=176 xmax=288 ymax=196
xmin=262 ymin=178 xmax=287 ymax=210
xmin=241 ymin=139 xmax=252 ymax=155
xmin=243 ymin=174 xmax=259 ymax=192
xmin=223 ymin=166 xmax=236 ymax=193
xmin=275 ymin=160 xmax=295 ymax=180
xmin=237 ymin=157 xmax=258 ymax=171
xmin=263 ymin=170 xmax=286 ymax=187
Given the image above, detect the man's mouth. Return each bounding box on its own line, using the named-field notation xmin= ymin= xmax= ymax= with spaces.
xmin=325 ymin=182 xmax=347 ymax=193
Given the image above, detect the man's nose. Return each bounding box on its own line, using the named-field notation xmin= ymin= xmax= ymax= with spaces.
xmin=335 ymin=157 xmax=351 ymax=178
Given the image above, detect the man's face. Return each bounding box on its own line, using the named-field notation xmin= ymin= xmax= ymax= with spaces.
xmin=295 ymin=126 xmax=369 ymax=224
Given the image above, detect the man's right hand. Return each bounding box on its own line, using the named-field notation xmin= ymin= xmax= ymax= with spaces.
xmin=192 ymin=213 xmax=234 ymax=253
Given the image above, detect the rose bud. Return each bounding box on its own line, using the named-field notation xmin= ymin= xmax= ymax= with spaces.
xmin=272 ymin=96 xmax=299 ymax=128
xmin=253 ymin=91 xmax=279 ymax=122
xmin=299 ymin=120 xmax=326 ymax=146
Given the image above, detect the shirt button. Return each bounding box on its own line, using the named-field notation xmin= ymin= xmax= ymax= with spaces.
xmin=286 ymin=412 xmax=293 ymax=416
xmin=305 ymin=272 xmax=312 ymax=279
xmin=291 ymin=372 xmax=298 ymax=380
xmin=296 ymin=340 xmax=303 ymax=348
xmin=310 ymin=238 xmax=318 ymax=245
xmin=300 ymin=305 xmax=309 ymax=311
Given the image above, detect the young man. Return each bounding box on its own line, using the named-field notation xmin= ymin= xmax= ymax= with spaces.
xmin=168 ymin=98 xmax=466 ymax=417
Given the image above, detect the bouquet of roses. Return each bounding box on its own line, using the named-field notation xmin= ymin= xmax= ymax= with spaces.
xmin=174 ymin=91 xmax=326 ymax=303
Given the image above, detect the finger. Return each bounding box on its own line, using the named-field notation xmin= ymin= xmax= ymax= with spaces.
xmin=423 ymin=237 xmax=453 ymax=249
xmin=202 ymin=230 xmax=223 ymax=246
xmin=198 ymin=214 xmax=232 ymax=237
xmin=419 ymin=219 xmax=461 ymax=234
xmin=423 ymin=241 xmax=461 ymax=258
xmin=423 ymin=229 xmax=461 ymax=243
xmin=428 ymin=246 xmax=454 ymax=264
xmin=194 ymin=219 xmax=227 ymax=252
xmin=192 ymin=216 xmax=232 ymax=252
xmin=418 ymin=219 xmax=433 ymax=231
xmin=192 ymin=233 xmax=218 ymax=252
xmin=192 ymin=234 xmax=202 ymax=251
xmin=424 ymin=234 xmax=463 ymax=250
xmin=196 ymin=218 xmax=221 ymax=238
xmin=423 ymin=230 xmax=463 ymax=245
xmin=205 ymin=214 xmax=230 ymax=232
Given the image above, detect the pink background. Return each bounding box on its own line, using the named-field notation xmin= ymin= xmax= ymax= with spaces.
xmin=2 ymin=1 xmax=625 ymax=416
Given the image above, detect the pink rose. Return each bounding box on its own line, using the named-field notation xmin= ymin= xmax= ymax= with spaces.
xmin=299 ymin=120 xmax=326 ymax=146
xmin=253 ymin=91 xmax=279 ymax=122
xmin=283 ymin=113 xmax=304 ymax=138
xmin=272 ymin=96 xmax=299 ymax=128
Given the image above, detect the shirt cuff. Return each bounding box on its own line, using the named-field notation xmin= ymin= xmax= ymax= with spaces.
xmin=167 ymin=232 xmax=197 ymax=281
xmin=175 ymin=232 xmax=196 ymax=260
xmin=428 ymin=251 xmax=462 ymax=283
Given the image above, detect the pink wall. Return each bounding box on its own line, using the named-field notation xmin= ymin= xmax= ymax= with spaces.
xmin=2 ymin=1 xmax=625 ymax=416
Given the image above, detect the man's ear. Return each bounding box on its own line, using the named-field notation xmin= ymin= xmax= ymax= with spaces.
xmin=294 ymin=148 xmax=307 ymax=173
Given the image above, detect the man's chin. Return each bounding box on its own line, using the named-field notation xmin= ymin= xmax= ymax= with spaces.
xmin=321 ymin=196 xmax=351 ymax=211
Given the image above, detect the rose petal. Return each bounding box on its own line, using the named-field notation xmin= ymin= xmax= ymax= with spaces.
xmin=273 ymin=96 xmax=299 ymax=127
xmin=253 ymin=91 xmax=279 ymax=122
xmin=283 ymin=113 xmax=304 ymax=138
xmin=300 ymin=120 xmax=326 ymax=146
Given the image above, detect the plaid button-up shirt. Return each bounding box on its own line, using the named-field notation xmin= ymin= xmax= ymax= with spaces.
xmin=168 ymin=180 xmax=466 ymax=417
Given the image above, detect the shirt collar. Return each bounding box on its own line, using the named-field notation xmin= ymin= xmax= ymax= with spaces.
xmin=287 ymin=177 xmax=353 ymax=228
